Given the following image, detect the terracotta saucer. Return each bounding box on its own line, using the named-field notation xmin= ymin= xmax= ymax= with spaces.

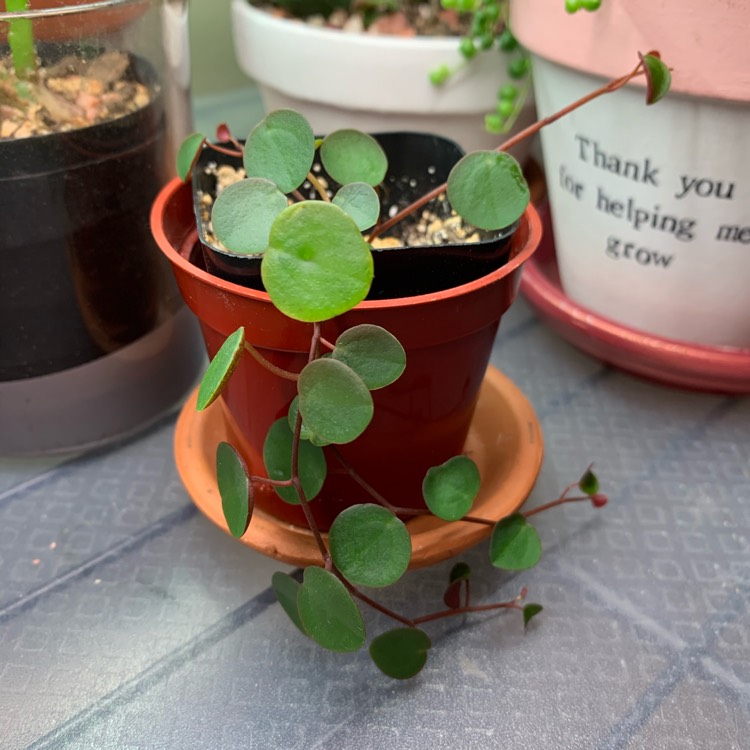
xmin=521 ymin=212 xmax=750 ymax=394
xmin=173 ymin=366 xmax=544 ymax=569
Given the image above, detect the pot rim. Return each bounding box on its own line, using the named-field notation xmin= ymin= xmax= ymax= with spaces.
xmin=151 ymin=177 xmax=542 ymax=311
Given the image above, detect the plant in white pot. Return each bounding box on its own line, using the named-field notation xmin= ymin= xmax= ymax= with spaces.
xmin=228 ymin=0 xmax=544 ymax=158
xmin=0 ymin=0 xmax=202 ymax=454
xmin=511 ymin=0 xmax=750 ymax=362
xmin=152 ymin=52 xmax=669 ymax=678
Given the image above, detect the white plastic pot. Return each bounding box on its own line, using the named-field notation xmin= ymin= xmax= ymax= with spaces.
xmin=511 ymin=0 xmax=750 ymax=348
xmin=231 ymin=0 xmax=536 ymax=160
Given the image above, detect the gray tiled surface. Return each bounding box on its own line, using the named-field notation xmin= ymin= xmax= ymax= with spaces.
xmin=1 ymin=297 xmax=748 ymax=749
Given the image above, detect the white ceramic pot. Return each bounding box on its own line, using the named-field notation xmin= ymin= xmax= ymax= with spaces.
xmin=230 ymin=0 xmax=536 ymax=160
xmin=511 ymin=0 xmax=750 ymax=348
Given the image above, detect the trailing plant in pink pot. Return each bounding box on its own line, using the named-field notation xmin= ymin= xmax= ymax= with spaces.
xmin=150 ymin=53 xmax=669 ymax=678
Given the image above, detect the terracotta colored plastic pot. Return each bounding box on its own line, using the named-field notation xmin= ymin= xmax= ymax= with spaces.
xmin=151 ymin=178 xmax=541 ymax=529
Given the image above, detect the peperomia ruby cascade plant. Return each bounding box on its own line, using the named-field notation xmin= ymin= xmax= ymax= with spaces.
xmin=177 ymin=53 xmax=670 ymax=679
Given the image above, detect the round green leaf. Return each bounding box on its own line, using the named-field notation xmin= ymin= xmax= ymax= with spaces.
xmin=447 ymin=150 xmax=529 ymax=230
xmin=261 ymin=202 xmax=373 ymax=322
xmin=196 ymin=327 xmax=245 ymax=411
xmin=243 ymin=109 xmax=315 ymax=193
xmin=489 ymin=513 xmax=542 ymax=570
xmin=263 ymin=418 xmax=327 ymax=504
xmin=297 ymin=567 xmax=366 ymax=652
xmin=216 ymin=442 xmax=252 ymax=538
xmin=212 ymin=177 xmax=288 ymax=255
xmin=298 ymin=358 xmax=373 ymax=444
xmin=332 ymin=324 xmax=406 ymax=390
xmin=369 ymin=628 xmax=431 ymax=680
xmin=422 ymin=456 xmax=481 ymax=521
xmin=272 ymin=571 xmax=307 ymax=636
xmin=320 ymin=129 xmax=388 ymax=187
xmin=329 ymin=504 xmax=411 ymax=588
xmin=449 ymin=562 xmax=471 ymax=583
xmin=641 ymin=52 xmax=671 ymax=105
xmin=176 ymin=132 xmax=205 ymax=182
xmin=332 ymin=182 xmax=380 ymax=231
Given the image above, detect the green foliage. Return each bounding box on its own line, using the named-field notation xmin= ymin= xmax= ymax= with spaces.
xmin=176 ymin=133 xmax=206 ymax=182
xmin=271 ymin=0 xmax=350 ymax=20
xmin=272 ymin=572 xmax=308 ymax=635
xmin=6 ymin=0 xmax=35 ymax=79
xmin=263 ymin=419 xmax=327 ymax=504
xmin=298 ymin=358 xmax=374 ymax=444
xmin=370 ymin=628 xmax=431 ymax=679
xmin=443 ymin=562 xmax=472 ymax=609
xmin=578 ymin=466 xmax=599 ymax=496
xmin=243 ymin=109 xmax=315 ymax=194
xmin=641 ymin=52 xmax=672 ymax=105
xmin=320 ymin=129 xmax=388 ymax=187
xmin=489 ymin=513 xmax=542 ymax=570
xmin=212 ymin=178 xmax=288 ymax=255
xmin=216 ymin=442 xmax=253 ymax=538
xmin=196 ymin=327 xmax=245 ymax=411
xmin=332 ymin=183 xmax=380 ymax=231
xmin=523 ymin=603 xmax=543 ymax=627
xmin=261 ymin=201 xmax=374 ymax=322
xmin=298 ymin=567 xmax=366 ymax=652
xmin=447 ymin=150 xmax=529 ymax=230
xmin=331 ymin=325 xmax=406 ymax=390
xmin=287 ymin=396 xmax=329 ymax=446
xmin=329 ymin=504 xmax=412 ymax=588
xmin=422 ymin=456 xmax=481 ymax=521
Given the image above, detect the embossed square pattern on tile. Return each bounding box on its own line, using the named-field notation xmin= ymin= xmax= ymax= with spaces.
xmin=1 ymin=298 xmax=747 ymax=750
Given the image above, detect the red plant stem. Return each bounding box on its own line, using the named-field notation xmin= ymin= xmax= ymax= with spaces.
xmin=523 ymin=494 xmax=592 ymax=518
xmin=319 ymin=337 xmax=335 ymax=352
xmin=206 ymin=142 xmax=243 ymax=158
xmin=244 ymin=342 xmax=300 ymax=381
xmin=349 ymin=586 xmax=415 ymax=627
xmin=367 ymin=61 xmax=648 ymax=243
xmin=248 ymin=475 xmax=293 ymax=488
xmin=412 ymin=600 xmax=523 ymax=626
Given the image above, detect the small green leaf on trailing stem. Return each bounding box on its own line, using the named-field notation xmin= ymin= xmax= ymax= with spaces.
xmin=423 ymin=456 xmax=481 ymax=521
xmin=329 ymin=504 xmax=411 ymax=588
xmin=447 ymin=150 xmax=529 ymax=230
xmin=287 ymin=396 xmax=329 ymax=445
xmin=212 ymin=178 xmax=288 ymax=255
xmin=489 ymin=513 xmax=542 ymax=570
xmin=263 ymin=419 xmax=327 ymax=504
xmin=449 ymin=562 xmax=471 ymax=583
xmin=523 ymin=603 xmax=543 ymax=628
xmin=578 ymin=466 xmax=599 ymax=496
xmin=196 ymin=327 xmax=245 ymax=410
xmin=332 ymin=183 xmax=380 ymax=231
xmin=176 ymin=132 xmax=205 ymax=181
xmin=244 ymin=109 xmax=315 ymax=193
xmin=272 ymin=571 xmax=307 ymax=636
xmin=369 ymin=628 xmax=431 ymax=679
xmin=640 ymin=52 xmax=671 ymax=105
xmin=298 ymin=567 xmax=366 ymax=652
xmin=262 ymin=201 xmax=373 ymax=322
xmin=332 ymin=324 xmax=406 ymax=390
xmin=298 ymin=358 xmax=374 ymax=444
xmin=320 ymin=129 xmax=388 ymax=187
xmin=216 ymin=442 xmax=252 ymax=538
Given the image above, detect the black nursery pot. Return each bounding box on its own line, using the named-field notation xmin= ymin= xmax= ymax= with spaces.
xmin=0 ymin=51 xmax=169 ymax=381
xmin=192 ymin=132 xmax=518 ymax=298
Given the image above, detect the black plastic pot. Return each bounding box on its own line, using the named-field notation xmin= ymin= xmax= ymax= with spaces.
xmin=0 ymin=50 xmax=170 ymax=381
xmin=192 ymin=132 xmax=517 ymax=299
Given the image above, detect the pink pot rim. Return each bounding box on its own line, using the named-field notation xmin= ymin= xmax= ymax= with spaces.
xmin=510 ymin=0 xmax=750 ymax=103
xmin=150 ymin=177 xmax=542 ymax=311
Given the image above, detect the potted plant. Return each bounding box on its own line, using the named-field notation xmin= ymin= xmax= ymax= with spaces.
xmin=0 ymin=0 xmax=203 ymax=454
xmin=150 ymin=52 xmax=669 ymax=677
xmin=511 ymin=0 xmax=750 ymax=353
xmin=228 ymin=0 xmax=543 ymax=158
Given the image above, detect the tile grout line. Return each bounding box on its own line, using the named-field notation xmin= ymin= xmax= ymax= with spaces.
xmin=24 ymin=571 xmax=303 ymax=750
xmin=0 ymin=504 xmax=198 ymax=624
